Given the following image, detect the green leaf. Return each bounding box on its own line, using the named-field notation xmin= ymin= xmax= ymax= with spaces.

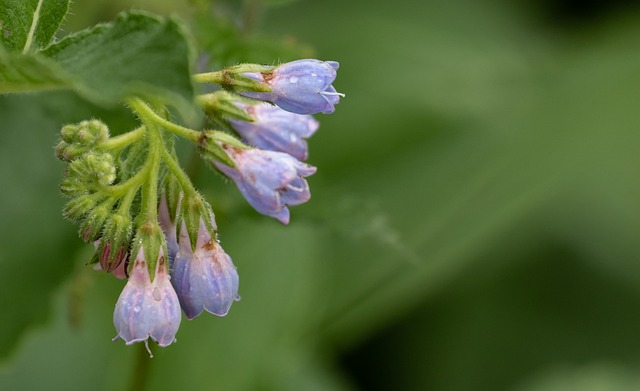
xmin=0 ymin=12 xmax=197 ymax=121
xmin=0 ymin=0 xmax=70 ymax=52
xmin=42 ymin=11 xmax=197 ymax=121
xmin=0 ymin=46 xmax=71 ymax=92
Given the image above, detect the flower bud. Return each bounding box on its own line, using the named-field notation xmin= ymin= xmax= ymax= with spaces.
xmin=238 ymin=59 xmax=343 ymax=115
xmin=60 ymin=120 xmax=109 ymax=146
xmin=57 ymin=120 xmax=110 ymax=161
xmin=99 ymin=213 xmax=132 ymax=272
xmin=213 ymin=145 xmax=316 ymax=224
xmin=171 ymin=214 xmax=239 ymax=319
xmin=62 ymin=152 xmax=117 ymax=196
xmin=63 ymin=195 xmax=97 ymax=220
xmin=55 ymin=141 xmax=87 ymax=162
xmin=79 ymin=204 xmax=111 ymax=242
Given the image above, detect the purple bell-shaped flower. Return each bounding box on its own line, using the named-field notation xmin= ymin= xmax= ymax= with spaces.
xmin=171 ymin=214 xmax=240 ymax=319
xmin=240 ymin=59 xmax=343 ymax=115
xmin=214 ymin=145 xmax=316 ymax=224
xmin=229 ymin=102 xmax=319 ymax=161
xmin=113 ymin=247 xmax=181 ymax=356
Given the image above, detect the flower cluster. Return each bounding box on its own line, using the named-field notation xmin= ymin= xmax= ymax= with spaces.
xmin=56 ymin=59 xmax=342 ymax=356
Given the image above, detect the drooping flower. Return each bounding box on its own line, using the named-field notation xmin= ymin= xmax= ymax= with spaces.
xmin=239 ymin=59 xmax=343 ymax=115
xmin=113 ymin=247 xmax=181 ymax=356
xmin=171 ymin=214 xmax=239 ymax=319
xmin=213 ymin=145 xmax=316 ymax=224
xmin=228 ymin=102 xmax=319 ymax=161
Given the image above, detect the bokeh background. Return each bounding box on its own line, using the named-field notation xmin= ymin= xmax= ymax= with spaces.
xmin=2 ymin=0 xmax=640 ymax=390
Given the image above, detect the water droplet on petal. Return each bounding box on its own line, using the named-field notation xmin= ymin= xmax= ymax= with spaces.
xmin=289 ymin=76 xmax=298 ymax=84
xmin=134 ymin=305 xmax=141 ymax=313
xmin=153 ymin=287 xmax=161 ymax=301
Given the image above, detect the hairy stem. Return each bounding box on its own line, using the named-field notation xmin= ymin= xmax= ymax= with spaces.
xmin=127 ymin=98 xmax=200 ymax=142
xmin=99 ymin=126 xmax=146 ymax=151
xmin=161 ymin=148 xmax=197 ymax=197
xmin=193 ymin=71 xmax=225 ymax=84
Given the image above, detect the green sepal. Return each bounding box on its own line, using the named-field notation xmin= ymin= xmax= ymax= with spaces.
xmin=163 ymin=172 xmax=182 ymax=224
xmin=130 ymin=220 xmax=165 ymax=281
xmin=197 ymin=130 xmax=248 ymax=168
xmin=220 ymin=65 xmax=273 ymax=93
xmin=78 ymin=204 xmax=111 ymax=242
xmin=98 ymin=212 xmax=132 ymax=271
xmin=63 ymin=194 xmax=97 ymax=220
xmin=178 ymin=193 xmax=214 ymax=251
xmin=197 ymin=91 xmax=255 ymax=123
xmin=55 ymin=141 xmax=87 ymax=162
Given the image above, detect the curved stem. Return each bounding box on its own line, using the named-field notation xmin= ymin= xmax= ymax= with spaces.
xmin=127 ymin=98 xmax=200 ymax=142
xmin=104 ymin=163 xmax=150 ymax=197
xmin=161 ymin=148 xmax=197 ymax=197
xmin=118 ymin=181 xmax=139 ymax=214
xmin=99 ymin=126 xmax=146 ymax=152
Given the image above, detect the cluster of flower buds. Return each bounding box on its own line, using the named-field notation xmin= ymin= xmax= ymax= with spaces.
xmin=57 ymin=59 xmax=341 ymax=356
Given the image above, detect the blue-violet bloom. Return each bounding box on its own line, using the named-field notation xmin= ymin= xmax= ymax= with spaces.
xmin=113 ymin=247 xmax=181 ymax=356
xmin=240 ymin=59 xmax=343 ymax=115
xmin=229 ymin=103 xmax=319 ymax=161
xmin=171 ymin=215 xmax=240 ymax=319
xmin=214 ymin=145 xmax=316 ymax=224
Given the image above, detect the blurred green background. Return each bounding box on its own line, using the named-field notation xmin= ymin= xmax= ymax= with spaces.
xmin=2 ymin=0 xmax=640 ymax=390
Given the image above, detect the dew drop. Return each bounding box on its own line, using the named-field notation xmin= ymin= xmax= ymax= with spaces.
xmin=134 ymin=305 xmax=141 ymax=313
xmin=289 ymin=76 xmax=298 ymax=84
xmin=153 ymin=287 xmax=161 ymax=301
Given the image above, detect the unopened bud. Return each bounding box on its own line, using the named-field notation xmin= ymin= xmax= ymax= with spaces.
xmin=67 ymin=151 xmax=116 ymax=188
xmin=60 ymin=120 xmax=109 ymax=146
xmin=79 ymin=205 xmax=111 ymax=242
xmin=99 ymin=213 xmax=132 ymax=271
xmin=63 ymin=195 xmax=96 ymax=220
xmin=55 ymin=141 xmax=86 ymax=161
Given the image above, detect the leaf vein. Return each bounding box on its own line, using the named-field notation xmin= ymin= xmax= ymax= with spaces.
xmin=22 ymin=0 xmax=45 ymax=53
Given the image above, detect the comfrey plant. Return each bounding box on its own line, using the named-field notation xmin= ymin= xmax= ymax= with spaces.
xmin=55 ymin=58 xmax=343 ymax=356
xmin=0 ymin=1 xmax=342 ymax=357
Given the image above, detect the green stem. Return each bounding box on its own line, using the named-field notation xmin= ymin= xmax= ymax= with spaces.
xmin=99 ymin=126 xmax=145 ymax=151
xmin=118 ymin=182 xmax=139 ymax=214
xmin=142 ymin=122 xmax=162 ymax=220
xmin=104 ymin=163 xmax=150 ymax=197
xmin=193 ymin=71 xmax=225 ymax=84
xmin=128 ymin=343 xmax=152 ymax=391
xmin=161 ymin=148 xmax=197 ymax=197
xmin=127 ymin=98 xmax=200 ymax=142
